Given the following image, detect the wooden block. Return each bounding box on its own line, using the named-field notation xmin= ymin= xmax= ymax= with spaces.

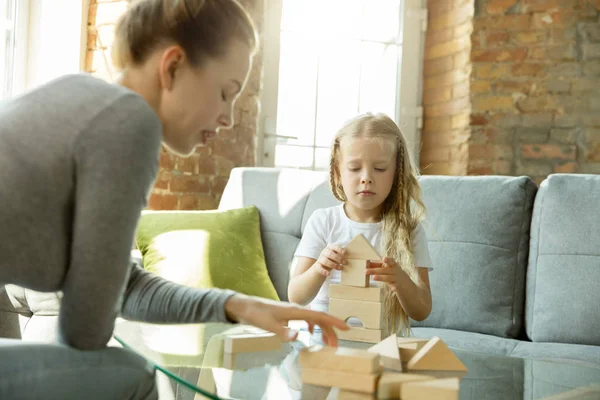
xmin=345 ymin=234 xmax=381 ymax=260
xmin=401 ymin=378 xmax=459 ymax=400
xmin=397 ymin=338 xmax=429 ymax=360
xmin=376 ymin=373 xmax=436 ymax=400
xmin=406 ymin=337 xmax=467 ymax=372
xmin=341 ymin=259 xmax=370 ymax=287
xmin=223 ymin=332 xmax=281 ymax=353
xmin=339 ymin=389 xmax=377 ymax=400
xmin=337 ymin=326 xmax=384 ymax=343
xmin=329 ymin=298 xmax=383 ymax=330
xmin=369 ymin=334 xmax=402 ymax=371
xmin=299 ymin=345 xmax=380 ymax=374
xmin=329 ymin=284 xmax=384 ymax=302
xmin=301 ymin=367 xmax=380 ymax=394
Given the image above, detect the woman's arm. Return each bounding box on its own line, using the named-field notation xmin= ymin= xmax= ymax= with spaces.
xmin=59 ymin=94 xmax=162 ymax=350
xmin=124 ymin=259 xmax=350 ymax=347
xmin=121 ymin=261 xmax=237 ymax=323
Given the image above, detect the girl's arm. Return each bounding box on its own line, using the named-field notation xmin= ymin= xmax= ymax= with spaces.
xmin=287 ymin=256 xmax=327 ymax=306
xmin=366 ymin=259 xmax=432 ymax=321
xmin=288 ymin=244 xmax=346 ymax=306
xmin=392 ymin=264 xmax=432 ymax=321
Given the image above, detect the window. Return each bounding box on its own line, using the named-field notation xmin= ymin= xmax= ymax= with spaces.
xmin=1 ymin=0 xmax=20 ymax=100
xmin=260 ymin=0 xmax=427 ymax=170
xmin=0 ymin=0 xmax=86 ymax=101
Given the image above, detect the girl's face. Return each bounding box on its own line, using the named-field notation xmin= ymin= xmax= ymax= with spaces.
xmin=338 ymin=136 xmax=397 ymax=219
xmin=158 ymin=40 xmax=252 ymax=157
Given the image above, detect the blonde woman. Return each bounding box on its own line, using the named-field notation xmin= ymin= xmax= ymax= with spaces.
xmin=288 ymin=113 xmax=433 ymax=338
xmin=0 ymin=1 xmax=347 ymax=398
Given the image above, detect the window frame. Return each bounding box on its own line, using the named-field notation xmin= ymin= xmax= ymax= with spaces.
xmin=258 ymin=0 xmax=428 ymax=170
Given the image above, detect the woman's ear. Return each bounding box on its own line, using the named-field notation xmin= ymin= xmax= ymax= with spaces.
xmin=158 ymin=45 xmax=186 ymax=91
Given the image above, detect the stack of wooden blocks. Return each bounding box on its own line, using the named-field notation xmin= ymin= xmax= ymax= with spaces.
xmin=299 ymin=334 xmax=468 ymax=399
xmin=329 ymin=234 xmax=386 ymax=343
xmin=301 ymin=233 xmax=467 ymax=398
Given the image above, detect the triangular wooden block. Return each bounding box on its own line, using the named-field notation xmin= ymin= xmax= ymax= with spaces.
xmin=368 ymin=334 xmax=402 ymax=371
xmin=397 ymin=338 xmax=429 ymax=360
xmin=345 ymin=234 xmax=381 ymax=260
xmin=406 ymin=337 xmax=467 ymax=372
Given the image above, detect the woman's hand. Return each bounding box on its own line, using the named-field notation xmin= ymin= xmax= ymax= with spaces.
xmin=224 ymin=294 xmax=350 ymax=347
xmin=365 ymin=257 xmax=403 ymax=292
xmin=312 ymin=244 xmax=346 ymax=277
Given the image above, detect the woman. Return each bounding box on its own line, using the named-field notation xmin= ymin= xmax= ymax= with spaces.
xmin=0 ymin=0 xmax=348 ymax=398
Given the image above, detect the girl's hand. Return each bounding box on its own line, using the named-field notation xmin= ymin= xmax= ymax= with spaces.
xmin=312 ymin=244 xmax=346 ymax=277
xmin=366 ymin=257 xmax=402 ymax=292
xmin=224 ymin=294 xmax=350 ymax=347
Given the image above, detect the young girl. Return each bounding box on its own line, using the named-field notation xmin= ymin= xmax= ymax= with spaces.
xmin=0 ymin=0 xmax=347 ymax=398
xmin=288 ymin=113 xmax=433 ymax=337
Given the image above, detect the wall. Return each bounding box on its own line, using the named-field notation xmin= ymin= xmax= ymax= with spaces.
xmin=85 ymin=0 xmax=263 ymax=209
xmin=422 ymin=0 xmax=600 ymax=183
xmin=470 ymin=0 xmax=600 ymax=183
xmin=420 ymin=0 xmax=475 ymax=175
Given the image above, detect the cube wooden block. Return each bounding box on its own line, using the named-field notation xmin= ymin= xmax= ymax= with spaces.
xmin=301 ymin=367 xmax=380 ymax=394
xmin=299 ymin=345 xmax=380 ymax=374
xmin=341 ymin=259 xmax=370 ymax=287
xmin=337 ymin=326 xmax=384 ymax=344
xmin=329 ymin=284 xmax=384 ymax=303
xmin=401 ymin=378 xmax=459 ymax=400
xmin=377 ymin=373 xmax=436 ymax=400
xmin=223 ymin=332 xmax=281 ymax=354
xmin=329 ymin=298 xmax=383 ymax=330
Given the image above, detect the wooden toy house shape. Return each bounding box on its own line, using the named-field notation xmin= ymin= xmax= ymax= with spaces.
xmin=329 ymin=234 xmax=385 ymax=343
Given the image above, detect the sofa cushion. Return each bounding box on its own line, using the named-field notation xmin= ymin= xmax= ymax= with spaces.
xmin=219 ymin=168 xmax=326 ymax=238
xmin=260 ymin=232 xmax=300 ymax=301
xmin=412 ymin=176 xmax=537 ymax=338
xmin=219 ymin=168 xmax=327 ymax=298
xmin=136 ymin=207 xmax=279 ymax=301
xmin=411 ymin=327 xmax=520 ymax=356
xmin=513 ymin=342 xmax=600 ymax=368
xmin=526 ymin=174 xmax=600 ymax=346
xmin=301 ymin=180 xmax=340 ymax=233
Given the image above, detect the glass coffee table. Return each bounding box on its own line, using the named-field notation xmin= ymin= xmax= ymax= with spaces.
xmin=113 ymin=320 xmax=600 ymax=400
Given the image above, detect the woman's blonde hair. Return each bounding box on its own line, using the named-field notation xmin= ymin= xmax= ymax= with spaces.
xmin=112 ymin=0 xmax=258 ymax=70
xmin=329 ymin=113 xmax=426 ymax=337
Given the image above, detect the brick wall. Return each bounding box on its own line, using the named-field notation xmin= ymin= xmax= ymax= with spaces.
xmin=85 ymin=0 xmax=263 ymax=210
xmin=420 ymin=0 xmax=475 ymax=175
xmin=469 ymin=0 xmax=600 ymax=183
xmin=422 ymin=0 xmax=600 ymax=181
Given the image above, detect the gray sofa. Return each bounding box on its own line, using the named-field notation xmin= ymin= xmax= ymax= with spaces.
xmin=218 ymin=168 xmax=600 ymax=367
xmin=1 ymin=167 xmax=599 ymax=369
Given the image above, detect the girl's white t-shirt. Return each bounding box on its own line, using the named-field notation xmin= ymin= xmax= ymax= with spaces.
xmin=294 ymin=204 xmax=433 ymax=314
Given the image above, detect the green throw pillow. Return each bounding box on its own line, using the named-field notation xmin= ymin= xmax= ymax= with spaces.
xmin=135 ymin=206 xmax=279 ymax=301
